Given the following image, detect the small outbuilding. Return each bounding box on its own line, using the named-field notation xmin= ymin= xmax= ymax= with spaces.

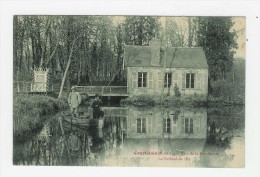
xmin=124 ymin=39 xmax=208 ymax=97
xmin=31 ymin=67 xmax=49 ymax=92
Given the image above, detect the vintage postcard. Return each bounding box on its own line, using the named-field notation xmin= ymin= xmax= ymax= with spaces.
xmin=1 ymin=1 xmax=260 ymax=177
xmin=12 ymin=15 xmax=245 ymax=168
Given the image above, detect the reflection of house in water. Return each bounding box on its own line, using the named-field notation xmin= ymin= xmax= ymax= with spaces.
xmin=126 ymin=107 xmax=207 ymax=139
xmin=100 ymin=106 xmax=207 ymax=167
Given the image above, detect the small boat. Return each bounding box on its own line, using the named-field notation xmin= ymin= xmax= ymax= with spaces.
xmin=62 ymin=122 xmax=89 ymax=134
xmin=63 ymin=114 xmax=103 ymax=128
xmin=64 ymin=115 xmax=91 ymax=126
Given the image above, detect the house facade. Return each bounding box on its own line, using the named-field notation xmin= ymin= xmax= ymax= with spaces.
xmin=124 ymin=39 xmax=208 ymax=97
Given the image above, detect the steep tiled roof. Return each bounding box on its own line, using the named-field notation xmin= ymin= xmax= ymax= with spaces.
xmin=124 ymin=45 xmax=208 ymax=69
xmin=124 ymin=45 xmax=152 ymax=67
xmin=163 ymin=47 xmax=208 ymax=69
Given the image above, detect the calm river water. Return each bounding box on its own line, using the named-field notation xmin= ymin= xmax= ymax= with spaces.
xmin=13 ymin=105 xmax=245 ymax=168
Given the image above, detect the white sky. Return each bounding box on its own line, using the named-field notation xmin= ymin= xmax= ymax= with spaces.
xmin=232 ymin=17 xmax=246 ymax=58
xmin=113 ymin=16 xmax=245 ymax=58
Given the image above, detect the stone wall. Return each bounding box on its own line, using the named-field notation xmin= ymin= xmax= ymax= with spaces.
xmin=127 ymin=67 xmax=208 ymax=97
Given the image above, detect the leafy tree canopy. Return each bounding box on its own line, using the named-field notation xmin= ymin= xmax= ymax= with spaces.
xmin=197 ymin=17 xmax=238 ymax=80
xmin=123 ymin=16 xmax=160 ymax=46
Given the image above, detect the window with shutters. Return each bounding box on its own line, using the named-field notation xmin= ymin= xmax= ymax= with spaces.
xmin=138 ymin=72 xmax=147 ymax=87
xmin=164 ymin=73 xmax=172 ymax=88
xmin=184 ymin=118 xmax=194 ymax=134
xmin=137 ymin=118 xmax=147 ymax=133
xmin=163 ymin=118 xmax=171 ymax=133
xmin=186 ymin=73 xmax=195 ymax=89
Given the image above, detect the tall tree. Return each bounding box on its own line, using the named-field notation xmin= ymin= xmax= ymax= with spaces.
xmin=123 ymin=16 xmax=160 ymax=46
xmin=164 ymin=17 xmax=198 ymax=47
xmin=197 ymin=17 xmax=238 ymax=81
xmin=115 ymin=24 xmax=124 ymax=83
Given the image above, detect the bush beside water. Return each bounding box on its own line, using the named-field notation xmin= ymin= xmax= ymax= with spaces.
xmin=121 ymin=81 xmax=244 ymax=107
xmin=13 ymin=94 xmax=67 ymax=142
xmin=121 ymin=95 xmax=208 ymax=107
xmin=209 ymin=80 xmax=245 ymax=106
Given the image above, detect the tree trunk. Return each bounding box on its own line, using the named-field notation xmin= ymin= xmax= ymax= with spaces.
xmin=39 ymin=19 xmax=51 ymax=68
xmin=26 ymin=37 xmax=31 ymax=77
xmin=77 ymin=59 xmax=82 ymax=85
xmin=232 ymin=67 xmax=235 ymax=83
xmin=188 ymin=17 xmax=192 ymax=47
xmin=66 ymin=71 xmax=71 ymax=97
xmin=46 ymin=40 xmax=59 ymax=66
xmin=58 ymin=38 xmax=78 ymax=98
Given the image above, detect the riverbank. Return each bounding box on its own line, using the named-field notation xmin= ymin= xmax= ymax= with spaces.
xmin=13 ymin=94 xmax=68 ymax=143
xmin=120 ymin=95 xmax=244 ymax=107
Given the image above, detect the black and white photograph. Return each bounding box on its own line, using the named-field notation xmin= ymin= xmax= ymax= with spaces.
xmin=0 ymin=1 xmax=260 ymax=177
xmin=12 ymin=15 xmax=245 ymax=167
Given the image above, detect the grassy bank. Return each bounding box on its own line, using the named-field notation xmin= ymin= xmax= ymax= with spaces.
xmin=121 ymin=95 xmax=208 ymax=107
xmin=120 ymin=93 xmax=244 ymax=107
xmin=121 ymin=95 xmax=244 ymax=107
xmin=13 ymin=94 xmax=67 ymax=142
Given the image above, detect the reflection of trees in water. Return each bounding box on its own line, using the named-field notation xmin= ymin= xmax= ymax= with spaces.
xmin=208 ymin=106 xmax=244 ymax=131
xmin=198 ymin=106 xmax=244 ymax=168
xmin=89 ymin=116 xmax=126 ymax=165
xmin=14 ymin=133 xmax=66 ymax=165
xmin=14 ymin=106 xmax=244 ymax=167
xmin=207 ymin=106 xmax=244 ymax=148
xmin=14 ymin=119 xmax=60 ymax=165
xmin=14 ymin=118 xmax=97 ymax=166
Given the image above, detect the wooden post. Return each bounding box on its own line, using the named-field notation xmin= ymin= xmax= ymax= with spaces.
xmin=25 ymin=84 xmax=27 ymax=92
xmin=22 ymin=81 xmax=25 ymax=93
xmin=17 ymin=82 xmax=20 ymax=93
xmin=233 ymin=67 xmax=235 ymax=83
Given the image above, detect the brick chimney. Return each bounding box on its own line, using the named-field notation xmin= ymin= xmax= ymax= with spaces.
xmin=150 ymin=38 xmax=160 ymax=66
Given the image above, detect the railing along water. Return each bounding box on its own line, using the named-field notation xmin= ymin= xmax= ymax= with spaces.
xmin=76 ymin=86 xmax=128 ymax=96
xmin=14 ymin=82 xmax=128 ymax=96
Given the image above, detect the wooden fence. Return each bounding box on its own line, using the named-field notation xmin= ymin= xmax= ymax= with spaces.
xmin=76 ymin=86 xmax=128 ymax=96
xmin=13 ymin=81 xmax=56 ymax=93
xmin=14 ymin=81 xmax=128 ymax=96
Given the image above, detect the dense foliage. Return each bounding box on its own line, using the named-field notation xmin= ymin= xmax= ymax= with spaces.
xmin=123 ymin=16 xmax=160 ymax=46
xmin=13 ymin=94 xmax=67 ymax=141
xmin=197 ymin=17 xmax=238 ymax=81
